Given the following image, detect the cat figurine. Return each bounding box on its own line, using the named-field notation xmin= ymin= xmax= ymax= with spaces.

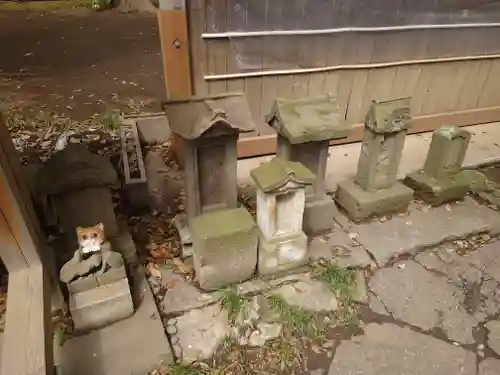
xmin=75 ymin=223 xmax=112 ymax=274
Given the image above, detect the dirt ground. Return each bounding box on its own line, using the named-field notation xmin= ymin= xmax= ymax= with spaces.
xmin=0 ymin=9 xmax=164 ymax=118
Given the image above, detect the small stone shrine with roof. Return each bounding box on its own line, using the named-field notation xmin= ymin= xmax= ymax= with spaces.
xmin=163 ymin=93 xmax=255 ymax=258
xmin=266 ymin=96 xmax=350 ymax=234
xmin=251 ymin=158 xmax=315 ymax=275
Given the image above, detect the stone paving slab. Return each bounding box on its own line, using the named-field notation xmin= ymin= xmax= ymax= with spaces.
xmin=340 ymin=197 xmax=500 ymax=266
xmin=479 ymin=358 xmax=500 ymax=375
xmin=160 ymin=266 xmax=307 ymax=316
xmin=308 ymin=228 xmax=373 ymax=268
xmin=60 ymin=275 xmax=172 ymax=375
xmin=485 ymin=321 xmax=500 ymax=356
xmin=369 ymin=260 xmax=479 ymax=344
xmin=328 ymin=323 xmax=476 ymax=375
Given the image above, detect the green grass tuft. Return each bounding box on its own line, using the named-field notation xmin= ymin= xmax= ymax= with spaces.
xmin=167 ymin=363 xmax=206 ymax=375
xmin=315 ymin=265 xmax=359 ymax=327
xmin=267 ymin=294 xmax=322 ymax=338
xmin=218 ymin=288 xmax=246 ymax=324
xmin=93 ymin=110 xmax=122 ymax=132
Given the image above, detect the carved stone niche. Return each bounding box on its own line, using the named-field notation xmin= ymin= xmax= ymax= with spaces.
xmin=266 ymin=96 xmax=350 ymax=234
xmin=335 ymin=98 xmax=414 ymax=222
xmin=250 ymin=158 xmax=315 ymax=276
xmin=404 ymin=125 xmax=472 ymax=205
xmin=163 ymin=93 xmax=255 ymax=257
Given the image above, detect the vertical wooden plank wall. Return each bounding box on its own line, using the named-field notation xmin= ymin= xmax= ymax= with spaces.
xmin=0 ymin=115 xmax=52 ymax=375
xmin=190 ymin=0 xmax=500 ymax=156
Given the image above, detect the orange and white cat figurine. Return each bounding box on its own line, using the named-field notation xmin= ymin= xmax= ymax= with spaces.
xmin=75 ymin=223 xmax=111 ymax=274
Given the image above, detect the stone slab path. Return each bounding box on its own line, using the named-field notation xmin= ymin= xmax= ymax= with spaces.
xmin=152 ymin=196 xmax=500 ymax=374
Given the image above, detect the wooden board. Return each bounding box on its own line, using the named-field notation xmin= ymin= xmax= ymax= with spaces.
xmin=237 ymin=105 xmax=500 ymax=158
xmin=1 ymin=267 xmax=52 ymax=375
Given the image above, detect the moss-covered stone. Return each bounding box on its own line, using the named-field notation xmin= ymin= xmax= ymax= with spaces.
xmin=191 ymin=208 xmax=258 ymax=290
xmin=266 ymin=96 xmax=350 ymax=144
xmin=404 ymin=170 xmax=470 ymax=206
xmin=365 ymin=98 xmax=411 ymax=134
xmin=335 ymin=179 xmax=413 ymax=222
xmin=250 ymin=158 xmax=315 ymax=193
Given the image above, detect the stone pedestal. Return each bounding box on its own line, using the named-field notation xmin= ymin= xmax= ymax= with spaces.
xmin=60 ymin=251 xmax=134 ymax=332
xmin=404 ymin=126 xmax=471 ymax=205
xmin=191 ymin=207 xmax=258 ymax=290
xmin=267 ymin=96 xmax=350 ymax=234
xmin=335 ymin=98 xmax=413 ymax=222
xmin=163 ymin=94 xmax=255 ymax=258
xmin=251 ymin=158 xmax=315 ymax=275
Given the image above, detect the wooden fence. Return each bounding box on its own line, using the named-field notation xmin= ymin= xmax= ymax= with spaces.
xmin=185 ymin=0 xmax=500 ymax=157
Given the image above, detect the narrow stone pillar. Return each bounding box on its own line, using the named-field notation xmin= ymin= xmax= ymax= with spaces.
xmin=163 ymin=93 xmax=256 ymax=257
xmin=404 ymin=125 xmax=471 ymax=205
xmin=335 ymin=98 xmax=413 ymax=221
xmin=250 ymin=158 xmax=315 ymax=275
xmin=266 ymin=96 xmax=350 ymax=234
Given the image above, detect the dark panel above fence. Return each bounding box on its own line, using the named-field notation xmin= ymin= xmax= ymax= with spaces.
xmin=204 ymin=0 xmax=500 ymax=33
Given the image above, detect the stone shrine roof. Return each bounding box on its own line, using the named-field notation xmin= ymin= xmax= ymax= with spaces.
xmin=162 ymin=93 xmax=255 ymax=140
xmin=250 ymin=158 xmax=315 ymax=193
xmin=365 ymin=97 xmax=411 ymax=134
xmin=266 ymin=96 xmax=350 ymax=144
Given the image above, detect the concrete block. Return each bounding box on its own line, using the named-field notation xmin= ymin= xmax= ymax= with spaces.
xmin=303 ymin=196 xmax=337 ymax=235
xmin=69 ymin=278 xmax=134 ymax=332
xmin=135 ymin=115 xmax=171 ymax=144
xmin=121 ymin=122 xmax=149 ymax=213
xmin=335 ymin=179 xmax=413 ymax=222
xmin=258 ymin=231 xmax=308 ymax=276
xmin=173 ymin=213 xmax=193 ymax=259
xmin=191 ymin=208 xmax=258 ymax=290
xmin=404 ymin=170 xmax=469 ymax=205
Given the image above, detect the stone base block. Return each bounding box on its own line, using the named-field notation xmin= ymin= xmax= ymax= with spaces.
xmin=303 ymin=197 xmax=336 ymax=235
xmin=258 ymin=231 xmax=308 ymax=276
xmin=335 ymin=179 xmax=413 ymax=222
xmin=191 ymin=208 xmax=258 ymax=291
xmin=404 ymin=171 xmax=469 ymax=206
xmin=69 ymin=278 xmax=134 ymax=332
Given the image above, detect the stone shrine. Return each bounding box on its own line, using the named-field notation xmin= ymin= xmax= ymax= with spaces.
xmin=163 ymin=93 xmax=255 ymax=258
xmin=266 ymin=96 xmax=350 ymax=234
xmin=251 ymin=158 xmax=315 ymax=275
xmin=404 ymin=125 xmax=472 ymax=205
xmin=335 ymin=98 xmax=413 ymax=221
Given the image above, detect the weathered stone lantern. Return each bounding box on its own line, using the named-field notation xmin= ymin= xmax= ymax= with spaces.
xmin=266 ymin=96 xmax=350 ymax=234
xmin=163 ymin=93 xmax=255 ymax=257
xmin=251 ymin=158 xmax=315 ymax=275
xmin=404 ymin=125 xmax=471 ymax=205
xmin=335 ymin=98 xmax=414 ymax=221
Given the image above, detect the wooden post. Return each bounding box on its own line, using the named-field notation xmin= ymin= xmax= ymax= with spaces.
xmin=0 ymin=115 xmax=53 ymax=375
xmin=158 ymin=0 xmax=193 ymax=167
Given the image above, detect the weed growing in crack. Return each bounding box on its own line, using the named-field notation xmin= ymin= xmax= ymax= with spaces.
xmin=266 ymin=294 xmax=323 ymax=339
xmin=166 ymin=363 xmax=206 ymax=375
xmin=219 ymin=288 xmax=247 ymax=324
xmin=314 ymin=264 xmax=359 ymax=327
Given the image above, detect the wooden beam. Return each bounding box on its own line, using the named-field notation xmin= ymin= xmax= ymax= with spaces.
xmin=158 ymin=0 xmax=193 ymax=167
xmin=237 ymin=105 xmax=500 ymax=158
xmin=0 ymin=114 xmax=53 ymax=375
xmin=1 ymin=266 xmax=53 ymax=375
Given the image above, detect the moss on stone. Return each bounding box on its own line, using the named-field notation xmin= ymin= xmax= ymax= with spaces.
xmin=250 ymin=158 xmax=315 ymax=193
xmin=266 ymin=96 xmax=349 ymax=144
